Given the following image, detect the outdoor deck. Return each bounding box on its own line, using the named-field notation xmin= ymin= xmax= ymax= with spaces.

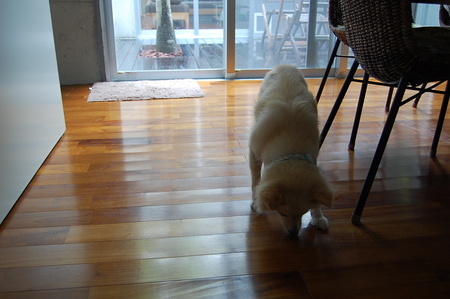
xmin=115 ymin=36 xmax=330 ymax=71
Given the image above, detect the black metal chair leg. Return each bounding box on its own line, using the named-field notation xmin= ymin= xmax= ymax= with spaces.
xmin=348 ymin=72 xmax=370 ymax=150
xmin=351 ymin=75 xmax=409 ymax=224
xmin=320 ymin=59 xmax=360 ymax=148
xmin=412 ymin=83 xmax=427 ymax=108
xmin=316 ymin=38 xmax=341 ymax=102
xmin=430 ymin=81 xmax=450 ymax=157
xmin=385 ymin=86 xmax=395 ymax=112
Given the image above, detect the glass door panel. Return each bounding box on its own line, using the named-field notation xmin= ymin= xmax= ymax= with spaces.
xmin=232 ymin=0 xmax=333 ymax=79
xmin=103 ymin=0 xmax=334 ymax=80
xmin=413 ymin=3 xmax=440 ymax=26
xmin=235 ymin=0 xmax=330 ymax=71
xmin=106 ymin=0 xmax=225 ymax=81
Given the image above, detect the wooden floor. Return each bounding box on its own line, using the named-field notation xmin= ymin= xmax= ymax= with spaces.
xmin=1 ymin=78 xmax=450 ymax=298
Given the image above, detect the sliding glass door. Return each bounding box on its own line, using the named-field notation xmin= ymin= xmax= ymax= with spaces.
xmin=102 ymin=0 xmax=333 ymax=81
xmin=233 ymin=0 xmax=331 ymax=78
xmin=104 ymin=0 xmax=225 ymax=80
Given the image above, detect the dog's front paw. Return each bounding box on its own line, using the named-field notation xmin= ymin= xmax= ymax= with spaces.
xmin=250 ymin=191 xmax=258 ymax=212
xmin=310 ymin=216 xmax=329 ymax=230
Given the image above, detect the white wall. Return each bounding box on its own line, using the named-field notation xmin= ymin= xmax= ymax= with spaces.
xmin=0 ymin=0 xmax=66 ymax=224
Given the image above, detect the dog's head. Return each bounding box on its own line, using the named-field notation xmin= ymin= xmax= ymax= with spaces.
xmin=254 ymin=164 xmax=333 ymax=236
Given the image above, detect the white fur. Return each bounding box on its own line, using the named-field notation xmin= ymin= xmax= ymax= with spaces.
xmin=249 ymin=65 xmax=334 ymax=236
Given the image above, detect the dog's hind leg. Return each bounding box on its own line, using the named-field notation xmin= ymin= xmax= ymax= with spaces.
xmin=249 ymin=149 xmax=262 ymax=211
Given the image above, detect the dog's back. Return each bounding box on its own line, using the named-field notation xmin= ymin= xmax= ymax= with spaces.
xmin=251 ymin=65 xmax=319 ymax=164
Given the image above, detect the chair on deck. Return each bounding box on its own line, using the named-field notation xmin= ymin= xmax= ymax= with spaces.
xmin=261 ymin=0 xmax=298 ymax=66
xmin=319 ymin=0 xmax=450 ymax=223
xmin=262 ymin=0 xmax=329 ymax=66
xmin=274 ymin=0 xmax=306 ymax=66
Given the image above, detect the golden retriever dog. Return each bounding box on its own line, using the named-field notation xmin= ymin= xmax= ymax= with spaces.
xmin=249 ymin=64 xmax=333 ymax=236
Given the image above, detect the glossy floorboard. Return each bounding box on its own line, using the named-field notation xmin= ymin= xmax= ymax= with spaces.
xmin=0 ymin=78 xmax=449 ymax=298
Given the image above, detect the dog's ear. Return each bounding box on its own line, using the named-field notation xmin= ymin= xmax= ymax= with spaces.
xmin=311 ymin=179 xmax=334 ymax=208
xmin=260 ymin=186 xmax=285 ymax=211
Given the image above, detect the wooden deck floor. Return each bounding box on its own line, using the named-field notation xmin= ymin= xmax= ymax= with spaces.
xmin=0 ymin=79 xmax=450 ymax=298
xmin=116 ymin=37 xmax=330 ymax=71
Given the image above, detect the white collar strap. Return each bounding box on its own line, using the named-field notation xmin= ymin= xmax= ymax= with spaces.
xmin=271 ymin=154 xmax=317 ymax=165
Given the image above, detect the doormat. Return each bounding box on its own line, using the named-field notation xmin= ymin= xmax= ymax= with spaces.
xmin=87 ymin=79 xmax=205 ymax=102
